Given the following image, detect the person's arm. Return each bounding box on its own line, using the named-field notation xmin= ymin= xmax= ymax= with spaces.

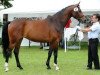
xmin=80 ymin=27 xmax=92 ymax=32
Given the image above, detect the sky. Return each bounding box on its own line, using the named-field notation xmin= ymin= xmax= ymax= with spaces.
xmin=10 ymin=0 xmax=100 ymax=11
xmin=0 ymin=0 xmax=100 ymax=13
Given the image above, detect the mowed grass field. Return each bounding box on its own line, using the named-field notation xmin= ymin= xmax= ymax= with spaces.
xmin=0 ymin=42 xmax=100 ymax=75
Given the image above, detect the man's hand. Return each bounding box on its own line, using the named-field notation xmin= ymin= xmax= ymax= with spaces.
xmin=76 ymin=26 xmax=81 ymax=31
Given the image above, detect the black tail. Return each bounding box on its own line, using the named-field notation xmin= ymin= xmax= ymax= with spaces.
xmin=2 ymin=22 xmax=10 ymax=58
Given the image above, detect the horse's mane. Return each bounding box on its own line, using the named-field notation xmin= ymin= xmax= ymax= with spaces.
xmin=53 ymin=7 xmax=68 ymax=17
xmin=46 ymin=6 xmax=72 ymax=33
xmin=46 ymin=6 xmax=69 ymax=20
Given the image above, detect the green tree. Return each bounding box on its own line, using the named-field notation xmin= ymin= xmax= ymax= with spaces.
xmin=0 ymin=0 xmax=13 ymax=9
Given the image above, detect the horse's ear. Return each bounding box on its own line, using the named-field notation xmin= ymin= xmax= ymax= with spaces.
xmin=75 ymin=2 xmax=80 ymax=7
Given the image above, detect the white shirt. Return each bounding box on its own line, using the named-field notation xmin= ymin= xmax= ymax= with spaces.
xmin=88 ymin=22 xmax=100 ymax=39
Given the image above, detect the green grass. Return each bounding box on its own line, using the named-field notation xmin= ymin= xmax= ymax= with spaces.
xmin=0 ymin=43 xmax=100 ymax=75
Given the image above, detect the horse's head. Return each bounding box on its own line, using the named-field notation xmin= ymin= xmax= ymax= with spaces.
xmin=70 ymin=2 xmax=86 ymax=22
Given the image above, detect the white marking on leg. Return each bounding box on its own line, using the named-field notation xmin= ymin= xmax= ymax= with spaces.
xmin=54 ymin=63 xmax=59 ymax=70
xmin=4 ymin=62 xmax=9 ymax=72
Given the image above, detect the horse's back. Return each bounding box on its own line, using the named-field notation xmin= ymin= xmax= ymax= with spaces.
xmin=24 ymin=19 xmax=58 ymax=42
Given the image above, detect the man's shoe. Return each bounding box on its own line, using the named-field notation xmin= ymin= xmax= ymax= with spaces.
xmin=94 ymin=67 xmax=100 ymax=70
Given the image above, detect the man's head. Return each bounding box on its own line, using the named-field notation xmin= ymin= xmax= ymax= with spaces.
xmin=91 ymin=14 xmax=100 ymax=23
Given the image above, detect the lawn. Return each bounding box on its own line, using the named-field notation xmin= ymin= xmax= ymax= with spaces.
xmin=0 ymin=43 xmax=100 ymax=75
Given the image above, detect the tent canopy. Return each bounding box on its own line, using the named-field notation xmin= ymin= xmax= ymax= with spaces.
xmin=0 ymin=0 xmax=100 ymax=22
xmin=1 ymin=0 xmax=100 ymax=14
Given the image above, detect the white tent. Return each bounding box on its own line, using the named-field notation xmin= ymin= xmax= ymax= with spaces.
xmin=0 ymin=0 xmax=100 ymax=46
xmin=0 ymin=0 xmax=100 ymax=20
xmin=0 ymin=0 xmax=100 ymax=21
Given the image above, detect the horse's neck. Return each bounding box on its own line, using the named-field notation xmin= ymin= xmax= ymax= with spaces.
xmin=54 ymin=9 xmax=72 ymax=27
xmin=55 ymin=13 xmax=71 ymax=24
xmin=53 ymin=14 xmax=71 ymax=33
xmin=46 ymin=8 xmax=72 ymax=33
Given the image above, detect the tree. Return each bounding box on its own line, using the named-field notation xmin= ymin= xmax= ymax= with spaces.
xmin=0 ymin=0 xmax=13 ymax=9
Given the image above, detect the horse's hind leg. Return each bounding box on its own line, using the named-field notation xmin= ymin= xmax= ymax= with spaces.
xmin=4 ymin=41 xmax=16 ymax=71
xmin=14 ymin=48 xmax=23 ymax=69
xmin=14 ymin=39 xmax=23 ymax=69
xmin=4 ymin=48 xmax=13 ymax=72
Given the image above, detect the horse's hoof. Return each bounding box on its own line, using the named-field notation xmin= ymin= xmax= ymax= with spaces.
xmin=47 ymin=67 xmax=51 ymax=69
xmin=5 ymin=68 xmax=9 ymax=72
xmin=17 ymin=66 xmax=23 ymax=70
xmin=4 ymin=62 xmax=9 ymax=72
xmin=20 ymin=67 xmax=23 ymax=70
xmin=55 ymin=67 xmax=59 ymax=71
xmin=46 ymin=63 xmax=51 ymax=69
xmin=54 ymin=63 xmax=59 ymax=70
xmin=19 ymin=67 xmax=23 ymax=70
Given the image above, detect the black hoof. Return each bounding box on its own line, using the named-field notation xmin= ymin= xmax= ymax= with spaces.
xmin=47 ymin=67 xmax=51 ymax=69
xmin=46 ymin=62 xmax=51 ymax=69
xmin=17 ymin=66 xmax=23 ymax=70
xmin=19 ymin=67 xmax=23 ymax=70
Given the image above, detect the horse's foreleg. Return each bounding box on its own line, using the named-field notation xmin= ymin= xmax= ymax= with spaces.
xmin=46 ymin=48 xmax=53 ymax=69
xmin=14 ymin=48 xmax=23 ymax=69
xmin=54 ymin=48 xmax=59 ymax=70
xmin=4 ymin=48 xmax=12 ymax=72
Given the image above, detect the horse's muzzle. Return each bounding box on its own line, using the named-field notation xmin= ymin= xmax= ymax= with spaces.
xmin=78 ymin=16 xmax=86 ymax=23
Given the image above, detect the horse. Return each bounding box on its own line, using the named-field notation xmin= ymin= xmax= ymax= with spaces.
xmin=2 ymin=3 xmax=85 ymax=71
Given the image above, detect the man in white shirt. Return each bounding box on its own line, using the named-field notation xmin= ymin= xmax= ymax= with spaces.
xmin=80 ymin=14 xmax=100 ymax=70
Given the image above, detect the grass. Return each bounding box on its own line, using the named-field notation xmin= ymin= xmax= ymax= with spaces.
xmin=0 ymin=42 xmax=100 ymax=75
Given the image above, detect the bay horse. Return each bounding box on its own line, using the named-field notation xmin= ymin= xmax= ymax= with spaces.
xmin=2 ymin=3 xmax=85 ymax=71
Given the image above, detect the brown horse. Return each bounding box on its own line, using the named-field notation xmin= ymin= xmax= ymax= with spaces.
xmin=2 ymin=3 xmax=85 ymax=71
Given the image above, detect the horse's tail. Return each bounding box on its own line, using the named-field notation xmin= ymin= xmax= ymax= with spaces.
xmin=2 ymin=22 xmax=10 ymax=58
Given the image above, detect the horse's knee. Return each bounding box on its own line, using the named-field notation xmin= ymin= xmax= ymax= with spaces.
xmin=6 ymin=49 xmax=12 ymax=57
xmin=14 ymin=51 xmax=18 ymax=57
xmin=14 ymin=48 xmax=19 ymax=54
xmin=48 ymin=50 xmax=53 ymax=55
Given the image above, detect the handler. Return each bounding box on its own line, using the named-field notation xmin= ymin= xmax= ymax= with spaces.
xmin=80 ymin=14 xmax=100 ymax=70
